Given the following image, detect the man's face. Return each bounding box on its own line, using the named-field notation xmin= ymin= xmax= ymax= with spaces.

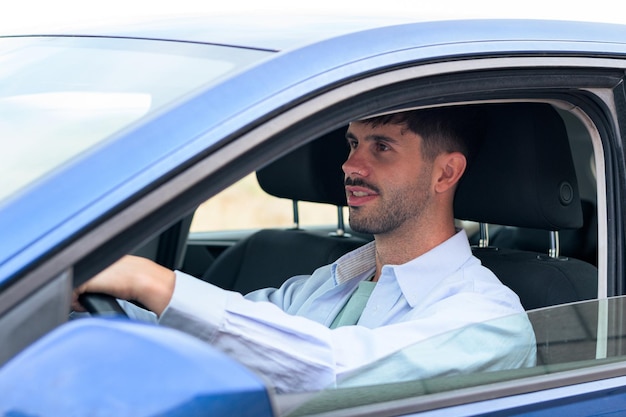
xmin=343 ymin=121 xmax=434 ymax=235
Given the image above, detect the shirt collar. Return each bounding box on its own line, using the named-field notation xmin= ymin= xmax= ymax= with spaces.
xmin=331 ymin=229 xmax=473 ymax=305
xmin=392 ymin=229 xmax=474 ymax=307
xmin=332 ymin=241 xmax=377 ymax=285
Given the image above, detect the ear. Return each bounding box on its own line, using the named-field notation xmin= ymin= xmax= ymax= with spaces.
xmin=433 ymin=152 xmax=467 ymax=194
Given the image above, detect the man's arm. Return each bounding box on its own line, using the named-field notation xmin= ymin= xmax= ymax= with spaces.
xmin=74 ymin=256 xmax=536 ymax=394
xmin=159 ymin=271 xmax=535 ymax=393
xmin=72 ymin=255 xmax=175 ymax=316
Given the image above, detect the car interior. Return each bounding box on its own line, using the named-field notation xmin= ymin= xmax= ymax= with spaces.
xmin=181 ymin=102 xmax=599 ymax=310
xmin=176 ymin=101 xmax=605 ymax=383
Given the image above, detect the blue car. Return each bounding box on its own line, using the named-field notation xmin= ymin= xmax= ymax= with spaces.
xmin=1 ymin=14 xmax=626 ymax=416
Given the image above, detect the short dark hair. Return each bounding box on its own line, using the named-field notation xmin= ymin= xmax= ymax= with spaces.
xmin=360 ymin=106 xmax=484 ymax=163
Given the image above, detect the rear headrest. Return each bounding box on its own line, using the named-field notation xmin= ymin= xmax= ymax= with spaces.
xmin=256 ymin=127 xmax=349 ymax=206
xmin=454 ymin=103 xmax=583 ymax=230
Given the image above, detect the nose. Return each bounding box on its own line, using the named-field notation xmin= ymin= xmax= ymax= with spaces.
xmin=342 ymin=150 xmax=367 ymax=177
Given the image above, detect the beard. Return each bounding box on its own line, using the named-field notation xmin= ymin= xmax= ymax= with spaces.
xmin=348 ymin=168 xmax=432 ymax=236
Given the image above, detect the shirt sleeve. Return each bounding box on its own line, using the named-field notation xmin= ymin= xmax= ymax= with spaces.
xmin=158 ymin=271 xmax=535 ymax=393
xmin=159 ymin=271 xmax=339 ymax=392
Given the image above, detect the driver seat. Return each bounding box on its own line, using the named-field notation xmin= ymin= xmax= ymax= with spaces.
xmin=454 ymin=102 xmax=598 ymax=310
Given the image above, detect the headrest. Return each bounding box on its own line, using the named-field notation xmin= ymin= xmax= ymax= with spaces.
xmin=256 ymin=127 xmax=349 ymax=206
xmin=454 ymin=103 xmax=583 ymax=230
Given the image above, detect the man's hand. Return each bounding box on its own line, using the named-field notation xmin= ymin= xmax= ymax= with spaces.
xmin=72 ymin=255 xmax=176 ymax=316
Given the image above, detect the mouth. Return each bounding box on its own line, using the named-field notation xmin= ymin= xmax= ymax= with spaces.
xmin=345 ymin=185 xmax=379 ymax=207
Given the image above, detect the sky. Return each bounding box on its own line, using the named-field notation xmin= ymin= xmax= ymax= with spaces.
xmin=1 ymin=0 xmax=625 ymax=34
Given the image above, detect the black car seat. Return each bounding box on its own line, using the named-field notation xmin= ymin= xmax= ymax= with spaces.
xmin=487 ymin=198 xmax=598 ymax=266
xmin=201 ymin=128 xmax=370 ymax=294
xmin=454 ymin=102 xmax=598 ymax=311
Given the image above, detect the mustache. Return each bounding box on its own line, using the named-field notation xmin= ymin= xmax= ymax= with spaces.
xmin=344 ymin=177 xmax=380 ymax=193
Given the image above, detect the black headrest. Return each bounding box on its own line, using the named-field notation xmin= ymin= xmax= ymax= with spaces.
xmin=454 ymin=103 xmax=583 ymax=230
xmin=256 ymin=127 xmax=349 ymax=206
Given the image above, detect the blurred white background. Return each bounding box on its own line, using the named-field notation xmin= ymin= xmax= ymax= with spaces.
xmin=1 ymin=0 xmax=625 ymax=34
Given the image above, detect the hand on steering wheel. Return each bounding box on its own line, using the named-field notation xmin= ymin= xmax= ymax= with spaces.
xmin=78 ymin=293 xmax=128 ymax=317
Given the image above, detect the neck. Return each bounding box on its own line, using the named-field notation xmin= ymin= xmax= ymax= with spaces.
xmin=371 ymin=220 xmax=457 ymax=281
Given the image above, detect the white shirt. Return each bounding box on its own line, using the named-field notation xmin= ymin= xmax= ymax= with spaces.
xmin=158 ymin=230 xmax=536 ymax=393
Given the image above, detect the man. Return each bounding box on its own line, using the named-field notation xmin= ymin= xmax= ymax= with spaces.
xmin=73 ymin=107 xmax=536 ymax=393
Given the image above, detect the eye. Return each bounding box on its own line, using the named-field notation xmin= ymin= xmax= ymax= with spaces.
xmin=347 ymin=138 xmax=358 ymax=149
xmin=375 ymin=141 xmax=390 ymax=152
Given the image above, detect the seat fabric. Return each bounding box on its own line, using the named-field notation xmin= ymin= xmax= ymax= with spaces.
xmin=202 ymin=229 xmax=368 ymax=294
xmin=473 ymin=248 xmax=598 ymax=310
xmin=454 ymin=103 xmax=598 ymax=310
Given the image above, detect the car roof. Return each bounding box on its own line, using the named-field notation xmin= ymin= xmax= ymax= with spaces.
xmin=2 ymin=12 xmax=424 ymax=50
xmin=10 ymin=13 xmax=626 ymax=52
xmin=51 ymin=14 xmax=421 ymax=51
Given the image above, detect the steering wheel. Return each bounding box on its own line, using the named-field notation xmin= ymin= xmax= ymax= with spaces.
xmin=78 ymin=292 xmax=128 ymax=317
